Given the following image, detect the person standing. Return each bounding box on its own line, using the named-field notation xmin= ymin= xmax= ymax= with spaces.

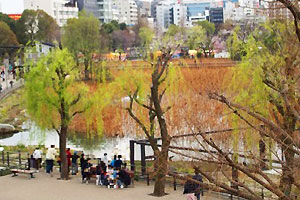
xmin=33 ymin=147 xmax=42 ymax=171
xmin=45 ymin=145 xmax=57 ymax=176
xmin=66 ymin=148 xmax=72 ymax=173
xmin=71 ymin=151 xmax=79 ymax=175
xmin=110 ymin=155 xmax=117 ymax=168
xmin=114 ymin=155 xmax=123 ymax=170
xmin=192 ymin=169 xmax=203 ymax=200
xmin=102 ymin=153 xmax=109 ymax=167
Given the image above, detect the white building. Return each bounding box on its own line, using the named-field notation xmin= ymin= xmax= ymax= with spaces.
xmin=24 ymin=0 xmax=78 ymax=27
xmin=171 ymin=3 xmax=188 ymax=27
xmin=117 ymin=0 xmax=138 ymax=26
xmin=97 ymin=0 xmax=119 ymax=23
xmin=223 ymin=0 xmax=266 ymax=22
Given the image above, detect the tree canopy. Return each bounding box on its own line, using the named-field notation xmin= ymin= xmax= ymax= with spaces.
xmin=0 ymin=21 xmax=19 ymax=47
xmin=25 ymin=48 xmax=89 ymax=179
xmin=62 ymin=11 xmax=100 ymax=80
xmin=0 ymin=13 xmax=17 ymax=33
xmin=16 ymin=9 xmax=59 ymax=45
xmin=187 ymin=25 xmax=206 ymax=50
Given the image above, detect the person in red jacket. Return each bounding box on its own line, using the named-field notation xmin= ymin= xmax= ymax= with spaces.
xmin=66 ymin=148 xmax=72 ymax=173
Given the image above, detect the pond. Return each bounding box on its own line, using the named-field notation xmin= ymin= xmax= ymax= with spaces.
xmin=0 ymin=122 xmax=153 ymax=160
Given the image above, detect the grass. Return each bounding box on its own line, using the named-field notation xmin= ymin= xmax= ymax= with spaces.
xmin=0 ymin=88 xmax=26 ymax=128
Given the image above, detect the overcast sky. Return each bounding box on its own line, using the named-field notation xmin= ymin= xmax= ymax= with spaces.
xmin=0 ymin=0 xmax=24 ymax=14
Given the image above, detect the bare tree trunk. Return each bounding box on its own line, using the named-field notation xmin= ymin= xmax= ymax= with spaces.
xmin=279 ymin=147 xmax=294 ymax=199
xmin=59 ymin=125 xmax=68 ymax=180
xmin=153 ymin=148 xmax=169 ymax=196
xmin=259 ymin=139 xmax=267 ymax=169
xmin=84 ymin=59 xmax=89 ymax=81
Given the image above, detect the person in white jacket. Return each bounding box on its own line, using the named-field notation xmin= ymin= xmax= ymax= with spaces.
xmin=45 ymin=145 xmax=57 ymax=176
xmin=33 ymin=147 xmax=42 ymax=170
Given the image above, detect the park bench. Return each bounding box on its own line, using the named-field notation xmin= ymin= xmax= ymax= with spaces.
xmin=11 ymin=169 xmax=38 ymax=179
xmin=0 ymin=167 xmax=6 ymax=176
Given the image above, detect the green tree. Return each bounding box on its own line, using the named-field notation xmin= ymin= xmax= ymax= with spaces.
xmin=161 ymin=24 xmax=185 ymax=49
xmin=0 ymin=21 xmax=19 ymax=58
xmin=25 ymin=49 xmax=89 ymax=180
xmin=16 ymin=9 xmax=59 ymax=45
xmin=186 ymin=25 xmax=206 ymax=50
xmin=0 ymin=21 xmax=19 ymax=46
xmin=197 ymin=20 xmax=215 ymax=57
xmin=0 ymin=13 xmax=17 ymax=33
xmin=62 ymin=12 xmax=100 ymax=80
xmin=205 ymin=21 xmax=300 ymax=199
xmin=117 ymin=51 xmax=183 ymax=196
xmin=139 ymin=26 xmax=154 ymax=48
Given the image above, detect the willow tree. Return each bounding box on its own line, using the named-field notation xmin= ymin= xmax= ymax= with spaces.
xmin=25 ymin=49 xmax=88 ymax=180
xmin=114 ymin=49 xmax=182 ymax=196
xmin=62 ymin=12 xmax=100 ymax=80
xmin=185 ymin=21 xmax=300 ymax=199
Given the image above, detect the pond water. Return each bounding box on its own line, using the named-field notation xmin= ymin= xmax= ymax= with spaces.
xmin=0 ymin=122 xmax=154 ymax=160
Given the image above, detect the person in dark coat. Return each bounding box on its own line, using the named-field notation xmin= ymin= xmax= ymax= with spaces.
xmin=114 ymin=155 xmax=123 ymax=170
xmin=192 ymin=169 xmax=203 ymax=200
xmin=183 ymin=169 xmax=203 ymax=200
xmin=82 ymin=158 xmax=92 ymax=184
xmin=118 ymin=166 xmax=131 ymax=187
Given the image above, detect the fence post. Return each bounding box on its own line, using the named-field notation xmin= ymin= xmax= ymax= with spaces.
xmin=140 ymin=143 xmax=146 ymax=176
xmin=173 ymin=176 xmax=177 ymax=191
xmin=2 ymin=151 xmax=4 ymax=165
xmin=261 ymin=188 xmax=264 ymax=199
xmin=129 ymin=140 xmax=135 ymax=172
xmin=18 ymin=151 xmax=21 ymax=167
xmin=7 ymin=152 xmax=9 ymax=167
xmin=147 ymin=173 xmax=150 ymax=186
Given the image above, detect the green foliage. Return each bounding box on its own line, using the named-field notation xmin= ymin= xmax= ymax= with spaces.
xmin=102 ymin=20 xmax=122 ymax=34
xmin=187 ymin=25 xmax=206 ymax=49
xmin=24 ymin=48 xmax=89 ymax=130
xmin=227 ymin=26 xmax=246 ymax=60
xmin=227 ymin=21 xmax=297 ymax=154
xmin=197 ymin=20 xmax=215 ymax=36
xmin=16 ymin=9 xmax=59 ymax=45
xmin=159 ymin=24 xmax=185 ymax=49
xmin=139 ymin=26 xmax=154 ymax=49
xmin=0 ymin=13 xmax=17 ymax=33
xmin=196 ymin=21 xmax=215 ymax=55
xmin=0 ymin=21 xmax=19 ymax=46
xmin=62 ymin=11 xmax=100 ymax=79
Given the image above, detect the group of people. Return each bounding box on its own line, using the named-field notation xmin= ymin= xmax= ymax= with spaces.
xmin=80 ymin=153 xmax=132 ymax=189
xmin=28 ymin=146 xmax=132 ymax=189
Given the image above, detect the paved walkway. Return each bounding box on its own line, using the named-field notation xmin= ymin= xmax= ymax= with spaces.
xmin=0 ymin=72 xmax=23 ymax=101
xmin=0 ymin=171 xmax=227 ymax=200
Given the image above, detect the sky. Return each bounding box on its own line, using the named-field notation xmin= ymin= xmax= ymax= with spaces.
xmin=0 ymin=0 xmax=24 ymax=14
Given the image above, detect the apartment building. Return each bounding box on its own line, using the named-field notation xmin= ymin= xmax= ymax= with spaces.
xmin=24 ymin=0 xmax=79 ymax=27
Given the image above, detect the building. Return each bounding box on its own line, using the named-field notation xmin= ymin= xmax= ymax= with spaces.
xmin=223 ymin=0 xmax=267 ymax=22
xmin=24 ymin=0 xmax=79 ymax=27
xmin=268 ymin=1 xmax=293 ymax=20
xmin=77 ymin=0 xmax=100 ymax=18
xmin=136 ymin=0 xmax=152 ymax=17
xmin=117 ymin=0 xmax=138 ymax=26
xmin=170 ymin=3 xmax=188 ymax=27
xmin=96 ymin=0 xmax=119 ymax=23
xmin=25 ymin=42 xmax=55 ymax=63
xmin=210 ymin=7 xmax=223 ymax=24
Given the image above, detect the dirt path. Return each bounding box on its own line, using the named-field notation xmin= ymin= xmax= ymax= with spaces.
xmin=0 ymin=171 xmax=227 ymax=200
